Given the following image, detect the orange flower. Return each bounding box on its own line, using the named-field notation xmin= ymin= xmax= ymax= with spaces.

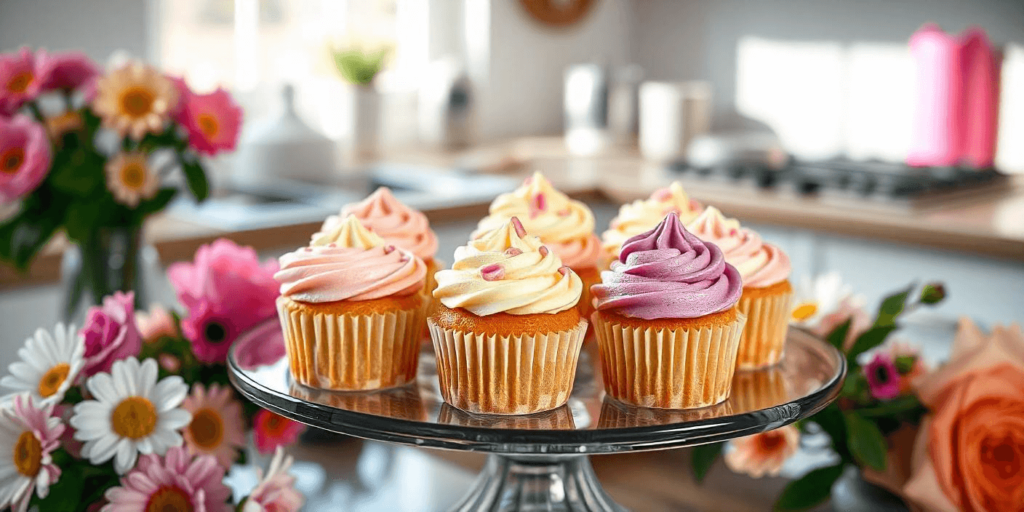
xmin=724 ymin=425 xmax=800 ymax=478
xmin=903 ymin=318 xmax=1024 ymax=512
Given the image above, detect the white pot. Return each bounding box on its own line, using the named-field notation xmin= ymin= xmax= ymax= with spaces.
xmin=350 ymin=85 xmax=380 ymax=158
xmin=639 ymin=81 xmax=712 ymax=163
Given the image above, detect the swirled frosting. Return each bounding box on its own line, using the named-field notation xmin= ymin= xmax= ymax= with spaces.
xmin=473 ymin=172 xmax=600 ymax=269
xmin=592 ymin=212 xmax=742 ymax=320
xmin=434 ymin=217 xmax=583 ymax=316
xmin=601 ymin=182 xmax=703 ymax=259
xmin=314 ymin=187 xmax=438 ymax=261
xmin=686 ymin=206 xmax=790 ymax=288
xmin=277 ymin=215 xmax=426 ymax=302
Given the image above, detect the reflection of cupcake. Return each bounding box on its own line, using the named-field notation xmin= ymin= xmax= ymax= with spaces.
xmin=687 ymin=207 xmax=793 ymax=368
xmin=600 ymin=182 xmax=702 ymax=269
xmin=431 ymin=217 xmax=588 ymax=415
xmin=592 ymin=213 xmax=746 ymax=409
xmin=597 ymin=397 xmax=734 ymax=429
xmin=315 ymin=187 xmax=441 ymax=293
xmin=276 ymin=215 xmax=427 ymax=391
xmin=730 ymin=366 xmax=789 ymax=414
xmin=289 ymin=382 xmax=428 ymax=422
xmin=438 ymin=403 xmax=576 ymax=430
xmin=473 ymin=172 xmax=601 ymax=319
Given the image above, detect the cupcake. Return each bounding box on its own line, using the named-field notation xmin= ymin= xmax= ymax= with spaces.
xmin=687 ymin=206 xmax=793 ymax=369
xmin=315 ymin=187 xmax=440 ymax=293
xmin=431 ymin=217 xmax=588 ymax=415
xmin=473 ymin=172 xmax=601 ymax=318
xmin=275 ymin=214 xmax=428 ymax=391
xmin=600 ymin=181 xmax=703 ymax=269
xmin=591 ymin=212 xmax=746 ymax=409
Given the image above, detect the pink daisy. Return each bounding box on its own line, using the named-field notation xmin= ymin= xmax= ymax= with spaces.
xmin=39 ymin=50 xmax=99 ymax=92
xmin=252 ymin=410 xmax=305 ymax=455
xmin=0 ymin=48 xmax=44 ymax=115
xmin=0 ymin=394 xmax=64 ymax=512
xmin=0 ymin=115 xmax=52 ymax=203
xmin=102 ymin=446 xmax=231 ymax=512
xmin=168 ymin=239 xmax=280 ymax=364
xmin=864 ymin=352 xmax=902 ymax=401
xmin=178 ymin=87 xmax=243 ymax=156
xmin=241 ymin=447 xmax=304 ymax=512
xmin=181 ymin=383 xmax=246 ymax=469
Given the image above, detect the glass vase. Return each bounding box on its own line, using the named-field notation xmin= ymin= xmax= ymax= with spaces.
xmin=61 ymin=226 xmax=146 ymax=322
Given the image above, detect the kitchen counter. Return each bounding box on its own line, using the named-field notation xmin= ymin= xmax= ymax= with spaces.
xmin=3 ymin=137 xmax=1022 ymax=288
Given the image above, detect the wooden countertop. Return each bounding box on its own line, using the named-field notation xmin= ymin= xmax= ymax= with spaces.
xmin=3 ymin=137 xmax=1022 ymax=288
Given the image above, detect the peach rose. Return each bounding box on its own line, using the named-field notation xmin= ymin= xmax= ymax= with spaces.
xmin=724 ymin=425 xmax=800 ymax=478
xmin=903 ymin=318 xmax=1024 ymax=512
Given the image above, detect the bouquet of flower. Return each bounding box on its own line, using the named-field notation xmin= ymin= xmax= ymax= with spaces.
xmin=692 ymin=274 xmax=950 ymax=511
xmin=0 ymin=46 xmax=242 ymax=307
xmin=0 ymin=239 xmax=305 ymax=512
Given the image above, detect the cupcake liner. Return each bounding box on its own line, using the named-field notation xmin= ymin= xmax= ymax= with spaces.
xmin=593 ymin=312 xmax=746 ymax=409
xmin=731 ymin=366 xmax=789 ymax=413
xmin=278 ymin=296 xmax=426 ymax=391
xmin=736 ymin=288 xmax=794 ymax=369
xmin=429 ymin=318 xmax=588 ymax=415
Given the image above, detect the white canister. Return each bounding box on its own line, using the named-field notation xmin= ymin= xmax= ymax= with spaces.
xmin=639 ymin=81 xmax=712 ymax=163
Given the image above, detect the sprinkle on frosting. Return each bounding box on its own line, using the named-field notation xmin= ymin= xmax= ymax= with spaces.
xmin=592 ymin=212 xmax=742 ymax=320
xmin=277 ymin=215 xmax=426 ymax=302
xmin=686 ymin=206 xmax=791 ymax=288
xmin=473 ymin=172 xmax=600 ymax=270
xmin=601 ymin=182 xmax=703 ymax=260
xmin=314 ymin=187 xmax=439 ymax=261
xmin=434 ymin=217 xmax=583 ymax=316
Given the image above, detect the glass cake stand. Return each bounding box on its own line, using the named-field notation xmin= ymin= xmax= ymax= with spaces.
xmin=228 ymin=321 xmax=845 ymax=512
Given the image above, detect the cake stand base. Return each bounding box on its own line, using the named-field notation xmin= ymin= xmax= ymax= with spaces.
xmin=451 ymin=454 xmax=627 ymax=512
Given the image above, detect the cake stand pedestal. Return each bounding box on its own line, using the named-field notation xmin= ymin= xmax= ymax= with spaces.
xmin=228 ymin=323 xmax=845 ymax=512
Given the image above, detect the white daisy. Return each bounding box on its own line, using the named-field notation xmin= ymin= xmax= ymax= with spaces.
xmin=0 ymin=394 xmax=64 ymax=512
xmin=70 ymin=357 xmax=191 ymax=474
xmin=789 ymin=272 xmax=863 ymax=327
xmin=1 ymin=323 xmax=85 ymax=406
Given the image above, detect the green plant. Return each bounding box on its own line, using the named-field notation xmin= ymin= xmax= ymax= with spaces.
xmin=332 ymin=47 xmax=389 ymax=86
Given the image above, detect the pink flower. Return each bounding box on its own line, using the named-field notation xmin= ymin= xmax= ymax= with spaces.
xmin=178 ymin=87 xmax=243 ymax=156
xmin=864 ymin=352 xmax=902 ymax=400
xmin=102 ymin=446 xmax=232 ymax=512
xmin=241 ymin=447 xmax=304 ymax=512
xmin=0 ymin=115 xmax=51 ymax=203
xmin=724 ymin=425 xmax=800 ymax=478
xmin=253 ymin=410 xmax=305 ymax=454
xmin=135 ymin=304 xmax=177 ymax=343
xmin=181 ymin=383 xmax=246 ymax=469
xmin=233 ymin=319 xmax=287 ymax=370
xmin=79 ymin=292 xmax=142 ymax=378
xmin=39 ymin=50 xmax=99 ymax=92
xmin=168 ymin=239 xmax=279 ymax=364
xmin=0 ymin=394 xmax=64 ymax=512
xmin=0 ymin=48 xmax=44 ymax=115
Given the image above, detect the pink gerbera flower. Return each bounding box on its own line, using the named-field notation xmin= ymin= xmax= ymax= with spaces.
xmin=178 ymin=87 xmax=243 ymax=156
xmin=39 ymin=50 xmax=99 ymax=92
xmin=0 ymin=115 xmax=52 ymax=203
xmin=864 ymin=352 xmax=902 ymax=400
xmin=241 ymin=447 xmax=304 ymax=512
xmin=103 ymin=446 xmax=231 ymax=512
xmin=168 ymin=239 xmax=279 ymax=364
xmin=253 ymin=410 xmax=305 ymax=455
xmin=0 ymin=48 xmax=44 ymax=115
xmin=0 ymin=395 xmax=64 ymax=512
xmin=181 ymin=384 xmax=246 ymax=469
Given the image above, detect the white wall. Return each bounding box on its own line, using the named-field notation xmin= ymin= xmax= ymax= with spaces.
xmin=0 ymin=0 xmax=150 ymax=61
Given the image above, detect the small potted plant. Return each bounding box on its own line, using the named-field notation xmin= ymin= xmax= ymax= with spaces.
xmin=331 ymin=47 xmax=389 ymax=158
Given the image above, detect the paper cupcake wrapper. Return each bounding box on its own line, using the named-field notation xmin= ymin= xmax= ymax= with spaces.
xmin=731 ymin=367 xmax=789 ymax=413
xmin=429 ymin=319 xmax=588 ymax=415
xmin=593 ymin=312 xmax=746 ymax=409
xmin=736 ymin=288 xmax=794 ymax=369
xmin=278 ymin=296 xmax=426 ymax=391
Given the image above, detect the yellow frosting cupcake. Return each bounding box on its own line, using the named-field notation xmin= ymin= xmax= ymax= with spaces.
xmin=600 ymin=182 xmax=703 ymax=269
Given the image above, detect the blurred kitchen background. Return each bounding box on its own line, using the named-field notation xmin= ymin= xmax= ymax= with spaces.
xmin=2 ymin=1 xmax=1023 ymax=509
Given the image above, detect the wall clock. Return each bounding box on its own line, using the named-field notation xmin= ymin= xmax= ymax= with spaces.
xmin=519 ymin=0 xmax=596 ymax=27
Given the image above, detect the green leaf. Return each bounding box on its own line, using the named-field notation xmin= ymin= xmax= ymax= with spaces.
xmin=826 ymin=318 xmax=852 ymax=352
xmin=48 ymin=148 xmax=104 ymax=197
xmin=31 ymin=461 xmax=85 ymax=511
xmin=857 ymin=394 xmax=925 ymax=419
xmin=63 ymin=199 xmax=101 ymax=243
xmin=846 ymin=325 xmax=898 ymax=364
xmin=844 ymin=412 xmax=887 ymax=471
xmin=0 ymin=195 xmax=63 ymax=270
xmin=332 ymin=48 xmax=389 ymax=85
xmin=894 ymin=355 xmax=915 ymax=374
xmin=136 ymin=187 xmax=178 ymax=217
xmin=810 ymin=404 xmax=850 ymax=461
xmin=181 ymin=159 xmax=209 ymax=202
xmin=773 ymin=463 xmax=845 ymax=511
xmin=691 ymin=442 xmax=724 ymax=484
xmin=875 ymin=286 xmax=912 ymax=328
